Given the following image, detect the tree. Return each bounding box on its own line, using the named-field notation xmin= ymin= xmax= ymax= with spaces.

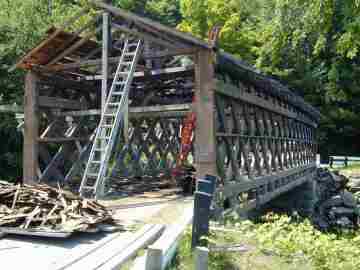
xmin=0 ymin=0 xmax=90 ymax=180
xmin=115 ymin=0 xmax=182 ymax=27
xmin=179 ymin=0 xmax=360 ymax=159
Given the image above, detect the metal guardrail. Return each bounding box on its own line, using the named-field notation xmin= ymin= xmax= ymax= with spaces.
xmin=329 ymin=156 xmax=360 ymax=167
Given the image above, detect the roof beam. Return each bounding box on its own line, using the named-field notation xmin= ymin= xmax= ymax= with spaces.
xmin=38 ymin=72 xmax=97 ymax=92
xmin=14 ymin=7 xmax=90 ymax=71
xmin=53 ymin=48 xmax=197 ymax=70
xmin=85 ymin=66 xmax=194 ymax=81
xmin=46 ymin=26 xmax=102 ymax=67
xmin=38 ymin=96 xmax=87 ymax=110
xmin=45 ymin=15 xmax=101 ymax=65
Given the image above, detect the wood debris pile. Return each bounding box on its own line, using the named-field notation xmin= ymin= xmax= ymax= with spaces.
xmin=0 ymin=181 xmax=114 ymax=233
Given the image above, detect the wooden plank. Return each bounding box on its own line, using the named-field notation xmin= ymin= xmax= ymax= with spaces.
xmin=55 ymin=109 xmax=101 ymax=116
xmin=54 ymin=48 xmax=197 ymax=70
xmin=54 ymin=105 xmax=192 ymax=119
xmin=14 ymin=7 xmax=90 ymax=70
xmin=54 ymin=104 xmax=191 ymax=117
xmin=39 ymin=73 xmax=98 ymax=93
xmin=97 ymin=224 xmax=165 ymax=270
xmin=46 ymin=15 xmax=100 ymax=66
xmin=102 ymin=12 xmax=109 ymax=114
xmin=195 ymin=49 xmax=217 ymax=177
xmin=85 ymin=66 xmax=194 ymax=81
xmin=64 ymin=224 xmax=165 ymax=270
xmin=23 ymin=71 xmax=39 ymax=184
xmin=52 ymin=232 xmax=134 ymax=270
xmin=216 ymin=80 xmax=317 ymax=128
xmin=38 ymin=137 xmax=90 ymax=143
xmin=54 ymin=56 xmax=121 ymax=70
xmin=145 ymin=205 xmax=193 ymax=270
xmin=38 ymin=96 xmax=86 ymax=110
xmin=221 ymin=163 xmax=316 ymax=198
xmin=130 ymin=104 xmax=191 ymax=113
xmin=46 ymin=26 xmax=102 ymax=67
xmin=90 ymin=1 xmax=211 ymax=49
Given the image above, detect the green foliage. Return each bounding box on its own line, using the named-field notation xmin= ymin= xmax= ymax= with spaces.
xmin=115 ymin=0 xmax=182 ymax=26
xmin=180 ymin=0 xmax=360 ymax=158
xmin=172 ymin=215 xmax=360 ymax=270
xmin=0 ymin=0 xmax=90 ymax=180
xmin=236 ymin=214 xmax=360 ymax=270
xmin=167 ymin=229 xmax=194 ymax=270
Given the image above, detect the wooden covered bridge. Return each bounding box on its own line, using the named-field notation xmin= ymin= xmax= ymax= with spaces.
xmin=15 ymin=1 xmax=320 ymax=215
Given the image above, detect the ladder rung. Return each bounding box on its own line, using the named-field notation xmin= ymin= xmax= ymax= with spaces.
xmin=125 ymin=52 xmax=136 ymax=56
xmin=91 ymin=160 xmax=102 ymax=164
xmin=86 ymin=173 xmax=98 ymax=178
xmin=115 ymin=81 xmax=125 ymax=85
xmin=93 ymin=148 xmax=105 ymax=151
xmin=112 ymin=92 xmax=123 ymax=96
xmin=108 ymin=102 xmax=120 ymax=106
xmin=128 ymin=43 xmax=138 ymax=47
xmin=119 ymin=72 xmax=129 ymax=76
xmin=101 ymin=124 xmax=113 ymax=128
xmin=98 ymin=137 xmax=110 ymax=140
xmin=104 ymin=113 xmax=116 ymax=117
xmin=121 ymin=61 xmax=132 ymax=66
xmin=82 ymin=186 xmax=95 ymax=190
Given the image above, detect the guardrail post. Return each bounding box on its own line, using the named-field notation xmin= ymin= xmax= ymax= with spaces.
xmin=191 ymin=174 xmax=216 ymax=249
xmin=195 ymin=246 xmax=209 ymax=270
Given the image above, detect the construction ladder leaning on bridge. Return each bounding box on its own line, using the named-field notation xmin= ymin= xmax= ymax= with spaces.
xmin=80 ymin=38 xmax=142 ymax=198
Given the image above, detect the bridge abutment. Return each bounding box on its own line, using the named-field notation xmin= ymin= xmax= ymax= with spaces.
xmin=264 ymin=178 xmax=317 ymax=217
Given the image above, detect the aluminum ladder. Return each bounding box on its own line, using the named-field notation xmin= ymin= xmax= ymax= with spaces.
xmin=80 ymin=38 xmax=142 ymax=198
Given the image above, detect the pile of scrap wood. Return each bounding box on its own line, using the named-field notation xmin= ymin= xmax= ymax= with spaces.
xmin=0 ymin=181 xmax=115 ymax=234
xmin=313 ymin=169 xmax=360 ymax=230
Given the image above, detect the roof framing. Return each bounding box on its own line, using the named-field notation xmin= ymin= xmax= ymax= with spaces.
xmin=14 ymin=1 xmax=320 ymax=120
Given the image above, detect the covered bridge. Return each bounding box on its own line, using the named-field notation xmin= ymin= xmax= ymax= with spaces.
xmin=15 ymin=1 xmax=320 ymax=214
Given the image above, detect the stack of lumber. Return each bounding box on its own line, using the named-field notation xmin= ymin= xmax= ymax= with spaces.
xmin=0 ymin=181 xmax=114 ymax=233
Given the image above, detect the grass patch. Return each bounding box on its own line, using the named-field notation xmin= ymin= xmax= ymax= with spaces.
xmin=337 ymin=163 xmax=360 ymax=175
xmin=168 ymin=214 xmax=360 ymax=270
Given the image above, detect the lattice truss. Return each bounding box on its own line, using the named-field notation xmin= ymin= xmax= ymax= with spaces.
xmin=36 ymin=115 xmax=194 ymax=185
xmin=215 ymin=96 xmax=316 ymax=179
xmin=111 ymin=116 xmax=194 ymax=179
xmin=213 ymin=77 xmax=318 ymax=214
xmin=33 ymin=69 xmax=195 ymax=186
xmin=33 ymin=80 xmax=97 ymax=184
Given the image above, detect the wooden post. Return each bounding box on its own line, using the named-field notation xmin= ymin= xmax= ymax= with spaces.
xmin=194 ymin=49 xmax=217 ymax=178
xmin=195 ymin=247 xmax=209 ymax=270
xmin=99 ymin=12 xmax=110 ymax=197
xmin=102 ymin=12 xmax=109 ymax=113
xmin=23 ymin=71 xmax=39 ymax=184
xmin=192 ymin=175 xmax=216 ymax=248
xmin=145 ymin=248 xmax=162 ymax=270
